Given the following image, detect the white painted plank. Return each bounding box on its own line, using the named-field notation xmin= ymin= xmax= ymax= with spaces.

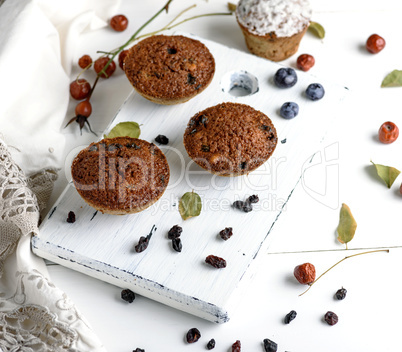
xmin=32 ymin=33 xmax=348 ymax=323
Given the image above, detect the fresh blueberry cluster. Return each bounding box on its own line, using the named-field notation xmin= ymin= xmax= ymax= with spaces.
xmin=273 ymin=67 xmax=325 ymax=120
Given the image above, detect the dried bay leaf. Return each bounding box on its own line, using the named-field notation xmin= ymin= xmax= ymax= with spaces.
xmin=179 ymin=191 xmax=202 ymax=220
xmin=337 ymin=203 xmax=357 ymax=247
xmin=381 ymin=70 xmax=402 ymax=87
xmin=308 ymin=21 xmax=325 ymax=39
xmin=371 ymin=160 xmax=401 ymax=188
xmin=105 ymin=121 xmax=141 ymax=139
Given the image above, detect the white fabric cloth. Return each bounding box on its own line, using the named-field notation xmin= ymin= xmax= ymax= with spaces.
xmin=0 ymin=0 xmax=120 ymax=350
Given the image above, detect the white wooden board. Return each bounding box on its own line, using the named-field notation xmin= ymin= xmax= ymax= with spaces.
xmin=32 ymin=33 xmax=348 ymax=323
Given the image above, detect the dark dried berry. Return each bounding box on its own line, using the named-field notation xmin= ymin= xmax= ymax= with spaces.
xmin=172 ymin=238 xmax=182 ymax=252
xmin=232 ymin=340 xmax=241 ymax=352
xmin=219 ymin=227 xmax=233 ymax=241
xmin=247 ymin=195 xmax=259 ymax=204
xmin=284 ymin=310 xmax=297 ymax=324
xmin=240 ymin=161 xmax=247 ymax=170
xmin=206 ymin=339 xmax=215 ymax=350
xmin=195 ymin=83 xmax=202 ymax=90
xmin=324 ymin=311 xmax=338 ymax=325
xmin=205 ymin=255 xmax=226 ymax=268
xmin=66 ymin=211 xmax=76 ymax=223
xmin=167 ymin=47 xmax=177 ymax=54
xmin=155 ymin=134 xmax=169 ymax=145
xmin=187 ymin=73 xmax=196 ymax=85
xmin=201 ymin=145 xmax=210 ymax=152
xmin=335 ymin=287 xmax=347 ymax=300
xmin=263 ymin=338 xmax=278 ymax=352
xmin=133 ymin=349 xmax=144 ymax=352
xmin=233 ymin=200 xmax=252 ymax=212
xmin=135 ymin=235 xmax=151 ymax=253
xmin=168 ymin=225 xmax=182 ymax=239
xmin=186 ymin=328 xmax=201 ymax=343
xmin=121 ymin=289 xmax=135 ymax=303
xmin=242 ymin=202 xmax=253 ymax=213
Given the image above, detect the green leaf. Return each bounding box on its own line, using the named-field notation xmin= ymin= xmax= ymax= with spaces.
xmin=337 ymin=203 xmax=357 ymax=247
xmin=371 ymin=160 xmax=401 ymax=188
xmin=381 ymin=70 xmax=402 ymax=87
xmin=308 ymin=21 xmax=325 ymax=39
xmin=227 ymin=2 xmax=237 ymax=12
xmin=104 ymin=121 xmax=141 ymax=139
xmin=179 ymin=191 xmax=202 ymax=220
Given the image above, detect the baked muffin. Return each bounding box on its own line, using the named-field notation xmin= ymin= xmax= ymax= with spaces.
xmin=236 ymin=0 xmax=312 ymax=61
xmin=183 ymin=102 xmax=277 ymax=176
xmin=71 ymin=137 xmax=170 ymax=215
xmin=124 ymin=35 xmax=215 ymax=105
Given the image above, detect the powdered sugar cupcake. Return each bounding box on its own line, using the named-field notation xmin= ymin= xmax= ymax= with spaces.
xmin=236 ymin=0 xmax=312 ymax=61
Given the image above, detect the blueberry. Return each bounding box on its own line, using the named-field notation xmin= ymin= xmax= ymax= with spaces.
xmin=306 ymin=83 xmax=325 ymax=100
xmin=274 ymin=68 xmax=297 ymax=88
xmin=280 ymin=102 xmax=299 ymax=119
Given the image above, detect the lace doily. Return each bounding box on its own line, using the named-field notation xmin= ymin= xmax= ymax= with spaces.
xmin=0 ymin=140 xmax=106 ymax=351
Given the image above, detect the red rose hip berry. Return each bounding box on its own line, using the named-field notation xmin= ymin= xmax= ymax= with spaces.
xmin=297 ymin=54 xmax=315 ymax=71
xmin=78 ymin=54 xmax=92 ymax=69
xmin=94 ymin=57 xmax=116 ymax=78
xmin=118 ymin=49 xmax=129 ymax=70
xmin=378 ymin=121 xmax=399 ymax=144
xmin=70 ymin=79 xmax=91 ymax=100
xmin=110 ymin=14 xmax=128 ymax=32
xmin=294 ymin=263 xmax=316 ymax=284
xmin=75 ymin=100 xmax=92 ymax=117
xmin=366 ymin=34 xmax=386 ymax=53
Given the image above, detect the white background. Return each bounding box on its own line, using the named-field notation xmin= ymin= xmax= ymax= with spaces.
xmin=47 ymin=0 xmax=402 ymax=351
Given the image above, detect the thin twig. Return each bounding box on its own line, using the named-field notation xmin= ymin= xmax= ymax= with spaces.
xmin=299 ymin=249 xmax=390 ymax=296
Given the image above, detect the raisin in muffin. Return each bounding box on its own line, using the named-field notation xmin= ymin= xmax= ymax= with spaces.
xmin=124 ymin=35 xmax=215 ymax=105
xmin=236 ymin=0 xmax=312 ymax=61
xmin=183 ymin=102 xmax=277 ymax=176
xmin=71 ymin=137 xmax=170 ymax=215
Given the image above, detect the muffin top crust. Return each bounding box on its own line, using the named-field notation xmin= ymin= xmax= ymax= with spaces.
xmin=236 ymin=0 xmax=312 ymax=37
xmin=71 ymin=137 xmax=169 ymax=214
xmin=183 ymin=102 xmax=277 ymax=176
xmin=124 ymin=35 xmax=215 ymax=102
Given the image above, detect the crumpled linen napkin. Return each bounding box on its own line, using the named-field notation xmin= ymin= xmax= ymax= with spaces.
xmin=0 ymin=0 xmax=120 ymax=350
xmin=0 ymin=0 xmax=119 ymax=175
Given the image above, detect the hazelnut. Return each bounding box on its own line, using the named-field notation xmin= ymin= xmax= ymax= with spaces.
xmin=293 ymin=263 xmax=316 ymax=284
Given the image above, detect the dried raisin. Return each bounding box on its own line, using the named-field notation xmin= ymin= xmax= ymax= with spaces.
xmin=206 ymin=339 xmax=216 ymax=350
xmin=247 ymin=195 xmax=259 ymax=204
xmin=133 ymin=349 xmax=144 ymax=352
xmin=205 ymin=255 xmax=226 ymax=268
xmin=186 ymin=328 xmax=201 ymax=343
xmin=232 ymin=340 xmax=241 ymax=352
xmin=324 ymin=311 xmax=338 ymax=325
xmin=219 ymin=227 xmax=233 ymax=241
xmin=233 ymin=200 xmax=252 ymax=213
xmin=66 ymin=211 xmax=76 ymax=223
xmin=135 ymin=236 xmax=150 ymax=253
xmin=155 ymin=135 xmax=169 ymax=145
xmin=172 ymin=238 xmax=182 ymax=252
xmin=284 ymin=310 xmax=297 ymax=324
xmin=335 ymin=287 xmax=347 ymax=300
xmin=263 ymin=338 xmax=278 ymax=352
xmin=168 ymin=225 xmax=182 ymax=239
xmin=121 ymin=289 xmax=135 ymax=303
